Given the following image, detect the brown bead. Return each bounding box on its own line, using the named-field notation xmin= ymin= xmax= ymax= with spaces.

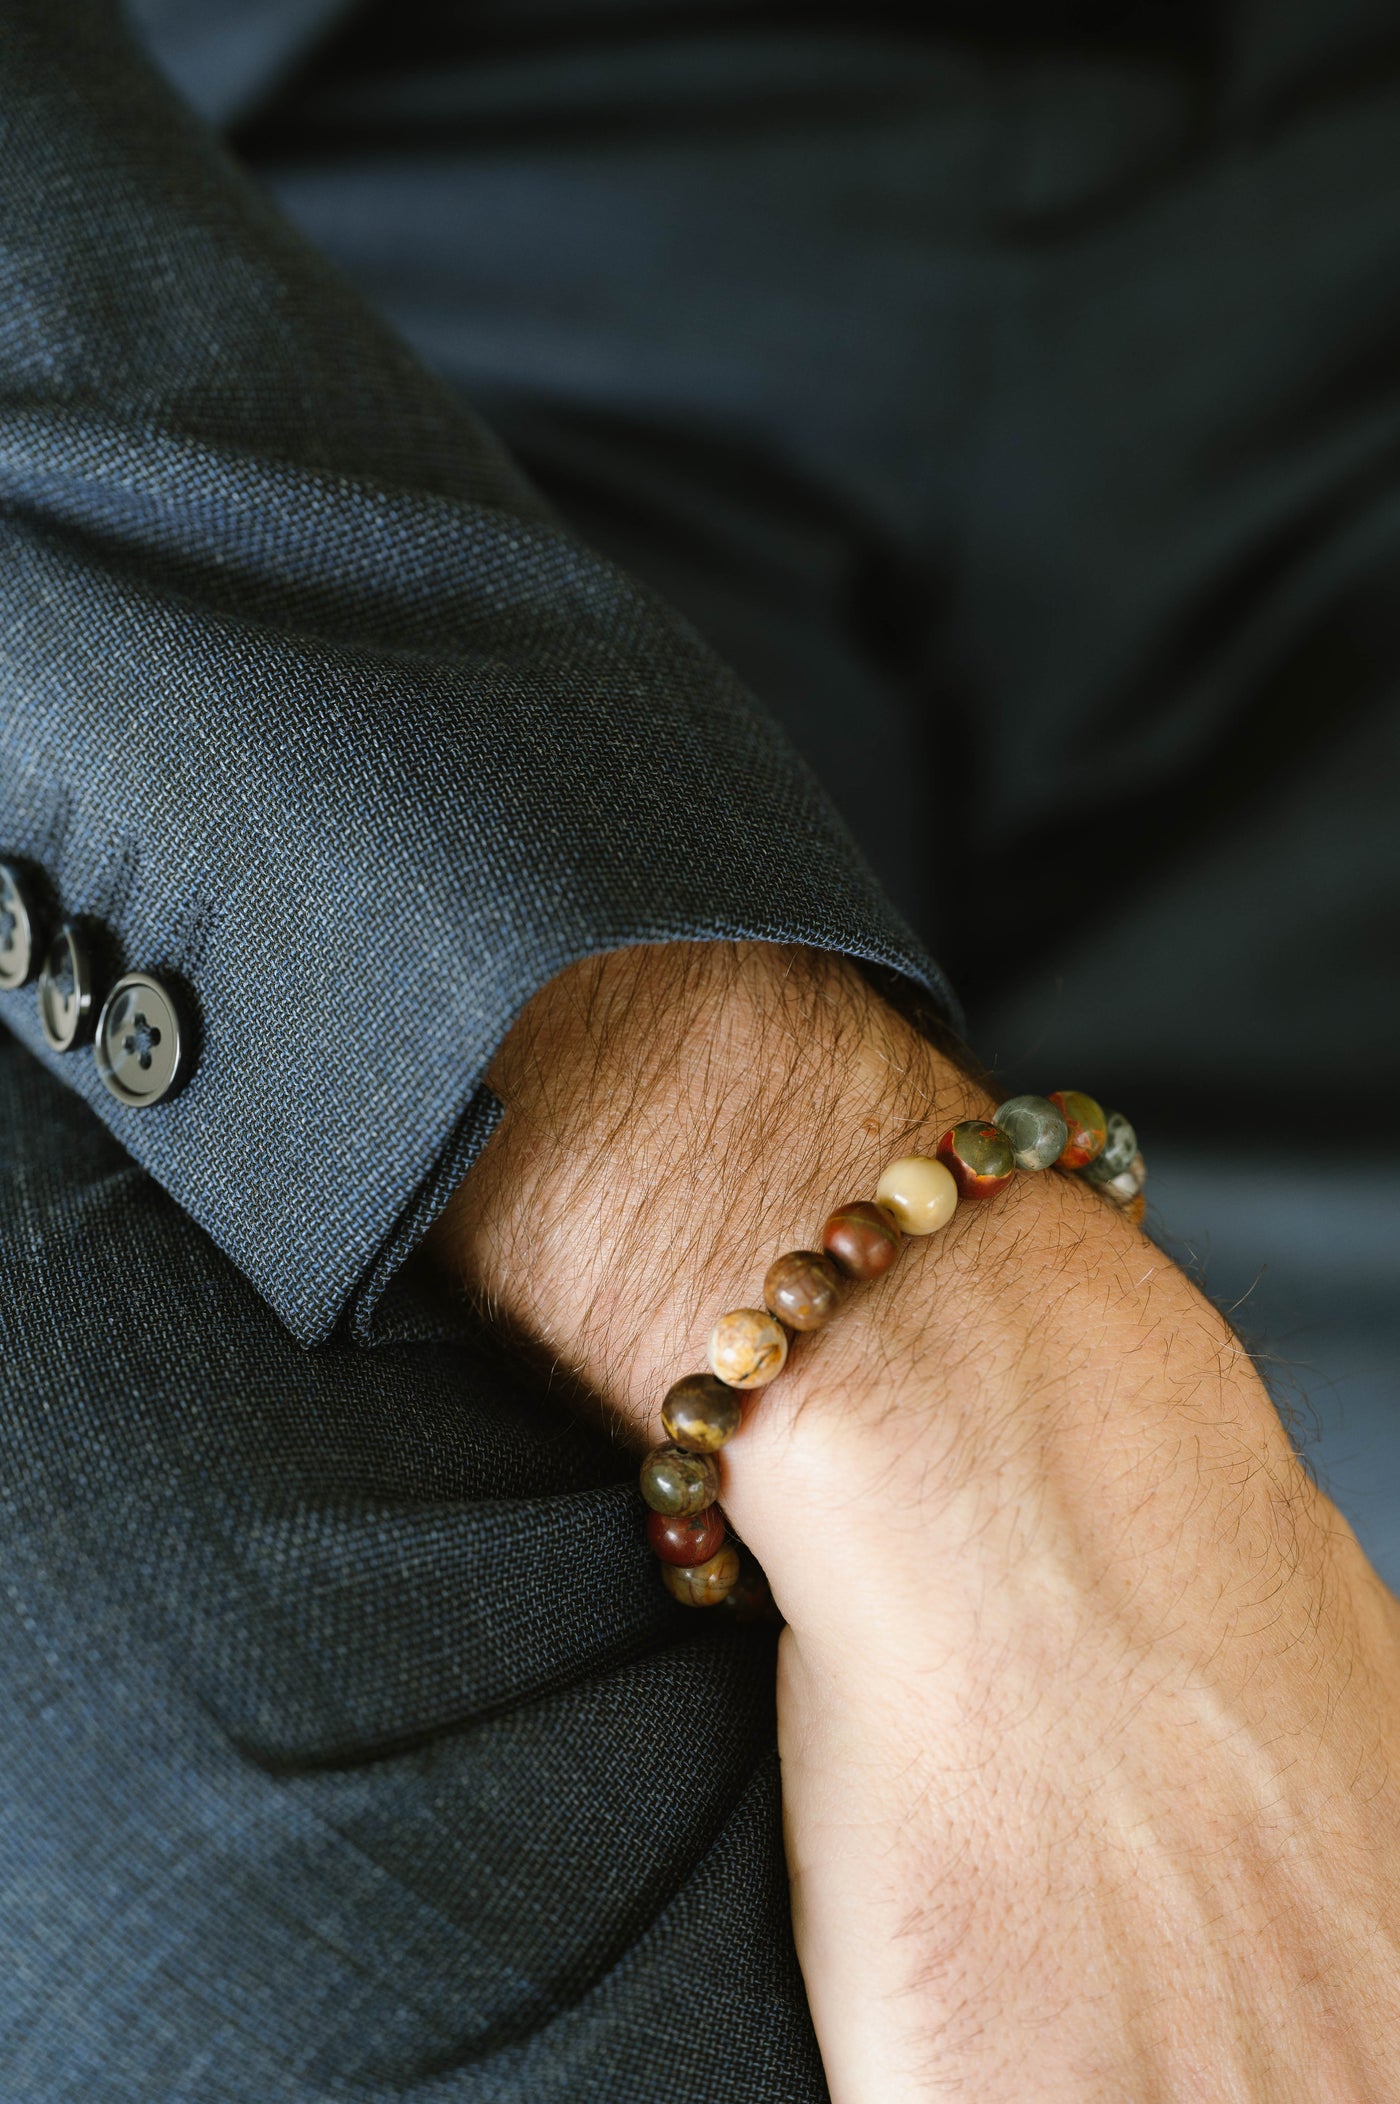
xmin=715 ymin=1556 xmax=778 ymax=1632
xmin=718 ymin=1555 xmax=780 ymax=1624
xmin=820 ymin=1200 xmax=903 ymax=1281
xmin=660 ymin=1543 xmax=742 ymax=1607
xmin=935 ymin=1120 xmax=1016 ymax=1201
xmin=639 ymin=1442 xmax=720 ymax=1516
xmin=661 ymin=1372 xmax=742 ymax=1452
xmin=708 ymin=1306 xmax=788 ymax=1388
xmin=1048 ymin=1089 xmax=1108 ymax=1171
xmin=647 ymin=1506 xmax=726 ymax=1567
xmin=764 ymin=1248 xmax=843 ymax=1332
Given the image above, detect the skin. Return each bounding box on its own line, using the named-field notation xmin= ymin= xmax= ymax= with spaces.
xmin=424 ymin=940 xmax=1400 ymax=2102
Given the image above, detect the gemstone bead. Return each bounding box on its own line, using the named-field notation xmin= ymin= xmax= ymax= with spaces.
xmin=1100 ymin=1175 xmax=1147 ymax=1226
xmin=874 ymin=1154 xmax=959 ymax=1235
xmin=719 ymin=1557 xmax=778 ymax=1623
xmin=993 ymin=1094 xmax=1069 ymax=1172
xmin=639 ymin=1441 xmax=720 ymax=1516
xmin=661 ymin=1543 xmax=742 ymax=1607
xmin=763 ymin=1249 xmax=842 ymax=1331
xmin=1048 ymin=1090 xmax=1108 ymax=1170
xmin=935 ymin=1120 xmax=1015 ymax=1200
xmin=821 ymin=1200 xmax=903 ymax=1280
xmin=1096 ymin=1151 xmax=1147 ymax=1213
xmin=708 ymin=1307 xmax=788 ymax=1389
xmin=647 ymin=1506 xmax=727 ymax=1567
xmin=1081 ymin=1111 xmax=1137 ymax=1184
xmin=662 ymin=1372 xmax=742 ymax=1452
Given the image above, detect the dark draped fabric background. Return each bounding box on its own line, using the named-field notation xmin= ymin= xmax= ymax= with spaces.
xmin=189 ymin=0 xmax=1399 ymax=1562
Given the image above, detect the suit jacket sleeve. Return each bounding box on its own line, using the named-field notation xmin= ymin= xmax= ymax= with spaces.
xmin=0 ymin=0 xmax=952 ymax=1344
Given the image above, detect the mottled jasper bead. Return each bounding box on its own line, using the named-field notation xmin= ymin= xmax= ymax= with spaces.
xmin=1048 ymin=1090 xmax=1108 ymax=1170
xmin=935 ymin=1120 xmax=1015 ymax=1200
xmin=1096 ymin=1152 xmax=1147 ymax=1215
xmin=719 ymin=1558 xmax=779 ymax=1624
xmin=874 ymin=1154 xmax=959 ymax=1235
xmin=708 ymin=1307 xmax=789 ymax=1389
xmin=993 ymin=1094 xmax=1070 ymax=1172
xmin=661 ymin=1372 xmax=742 ymax=1452
xmin=647 ymin=1505 xmax=726 ymax=1567
xmin=821 ymin=1200 xmax=903 ymax=1280
xmin=764 ymin=1248 xmax=842 ymax=1332
xmin=661 ymin=1543 xmax=742 ymax=1607
xmin=1081 ymin=1111 xmax=1138 ymax=1185
xmin=639 ymin=1441 xmax=720 ymax=1516
xmin=1096 ymin=1167 xmax=1138 ymax=1206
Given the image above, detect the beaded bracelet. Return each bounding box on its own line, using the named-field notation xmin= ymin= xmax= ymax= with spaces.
xmin=639 ymin=1089 xmax=1146 ymax=1613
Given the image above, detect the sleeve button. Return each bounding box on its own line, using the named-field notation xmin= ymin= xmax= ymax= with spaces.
xmin=37 ymin=924 xmax=97 ymax=1051
xmin=0 ymin=862 xmax=39 ymax=989
xmin=95 ymin=972 xmax=188 ymax=1107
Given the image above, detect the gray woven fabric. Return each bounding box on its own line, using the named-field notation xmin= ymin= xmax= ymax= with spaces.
xmin=0 ymin=1038 xmax=820 ymax=2101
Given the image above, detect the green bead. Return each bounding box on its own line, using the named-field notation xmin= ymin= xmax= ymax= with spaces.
xmin=639 ymin=1442 xmax=720 ymax=1516
xmin=993 ymin=1094 xmax=1069 ymax=1172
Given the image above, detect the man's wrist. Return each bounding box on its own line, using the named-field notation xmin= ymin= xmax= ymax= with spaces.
xmin=424 ymin=938 xmax=984 ymax=1435
xmin=421 ymin=936 xmax=1323 ymax=1650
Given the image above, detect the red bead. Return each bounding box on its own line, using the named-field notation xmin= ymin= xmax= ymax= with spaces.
xmin=820 ymin=1200 xmax=903 ymax=1280
xmin=1048 ymin=1090 xmax=1108 ymax=1171
xmin=647 ymin=1507 xmax=727 ymax=1567
xmin=935 ymin=1120 xmax=1015 ymax=1201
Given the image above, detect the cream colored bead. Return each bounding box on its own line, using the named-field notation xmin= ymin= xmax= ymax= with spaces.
xmin=875 ymin=1154 xmax=959 ymax=1235
xmin=708 ymin=1307 xmax=789 ymax=1389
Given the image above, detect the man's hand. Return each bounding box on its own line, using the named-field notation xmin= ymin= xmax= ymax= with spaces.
xmin=426 ymin=941 xmax=1400 ymax=2101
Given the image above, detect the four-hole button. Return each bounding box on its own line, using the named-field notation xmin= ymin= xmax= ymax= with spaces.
xmin=95 ymin=972 xmax=186 ymax=1108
